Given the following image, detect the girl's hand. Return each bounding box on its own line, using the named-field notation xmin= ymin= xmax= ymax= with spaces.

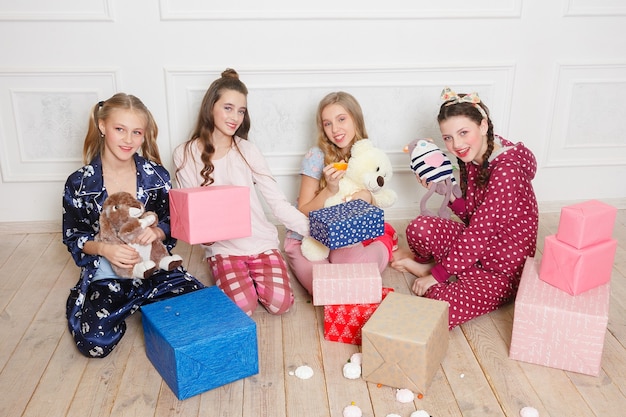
xmin=411 ymin=275 xmax=438 ymax=296
xmin=322 ymin=162 xmax=346 ymax=195
xmin=101 ymin=242 xmax=141 ymax=269
xmin=415 ymin=173 xmax=432 ymax=189
xmin=133 ymin=226 xmax=161 ymax=246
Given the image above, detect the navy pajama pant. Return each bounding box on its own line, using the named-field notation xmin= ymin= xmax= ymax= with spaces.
xmin=66 ymin=268 xmax=203 ymax=358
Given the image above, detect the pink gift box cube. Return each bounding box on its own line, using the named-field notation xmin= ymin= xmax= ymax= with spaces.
xmin=539 ymin=234 xmax=616 ymax=295
xmin=556 ymin=200 xmax=617 ymax=249
xmin=510 ymin=257 xmax=609 ymax=376
xmin=362 ymin=292 xmax=449 ymax=393
xmin=170 ymin=186 xmax=251 ymax=245
xmin=323 ymin=287 xmax=394 ymax=345
xmin=312 ymin=263 xmax=382 ymax=306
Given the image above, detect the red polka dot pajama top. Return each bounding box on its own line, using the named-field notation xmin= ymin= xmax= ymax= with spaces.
xmin=405 ymin=136 xmax=538 ymax=328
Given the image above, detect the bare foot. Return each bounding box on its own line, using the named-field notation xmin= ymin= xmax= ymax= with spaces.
xmin=390 ymin=257 xmax=414 ymax=273
xmin=391 ymin=247 xmax=413 ymax=262
xmin=391 ymin=257 xmax=435 ymax=277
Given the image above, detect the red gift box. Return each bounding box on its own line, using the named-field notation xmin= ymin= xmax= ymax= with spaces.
xmin=323 ymin=287 xmax=394 ymax=345
xmin=170 ymin=186 xmax=251 ymax=245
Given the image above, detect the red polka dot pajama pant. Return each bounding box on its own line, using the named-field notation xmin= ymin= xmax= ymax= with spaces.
xmin=406 ymin=216 xmax=518 ymax=328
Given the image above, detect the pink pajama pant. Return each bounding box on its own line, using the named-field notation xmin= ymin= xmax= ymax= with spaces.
xmin=406 ymin=216 xmax=519 ymax=329
xmin=283 ymin=237 xmax=389 ymax=295
xmin=208 ymin=249 xmax=294 ymax=316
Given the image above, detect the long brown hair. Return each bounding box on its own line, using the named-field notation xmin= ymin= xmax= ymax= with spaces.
xmin=315 ymin=91 xmax=368 ymax=190
xmin=437 ymin=97 xmax=494 ymax=197
xmin=176 ymin=68 xmax=251 ymax=186
xmin=82 ymin=93 xmax=161 ymax=165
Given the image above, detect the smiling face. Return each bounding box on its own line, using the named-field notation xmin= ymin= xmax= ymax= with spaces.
xmin=211 ymin=89 xmax=247 ymax=140
xmin=439 ymin=115 xmax=489 ymax=164
xmin=99 ymin=108 xmax=146 ymax=164
xmin=321 ymin=103 xmax=357 ymax=154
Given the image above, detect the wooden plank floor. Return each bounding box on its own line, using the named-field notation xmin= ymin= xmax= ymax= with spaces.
xmin=1 ymin=212 xmax=626 ymax=417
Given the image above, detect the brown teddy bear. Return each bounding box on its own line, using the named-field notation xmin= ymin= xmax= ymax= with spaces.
xmin=95 ymin=191 xmax=183 ymax=279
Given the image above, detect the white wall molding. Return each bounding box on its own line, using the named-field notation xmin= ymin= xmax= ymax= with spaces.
xmin=0 ymin=69 xmax=119 ymax=182
xmin=165 ymin=65 xmax=516 ymax=210
xmin=543 ymin=62 xmax=626 ymax=168
xmin=564 ymin=0 xmax=626 ymax=17
xmin=164 ymin=65 xmax=516 ymax=153
xmin=0 ymin=0 xmax=113 ymax=21
xmin=159 ymin=0 xmax=522 ymax=20
xmin=2 ymin=1 xmax=624 ymax=222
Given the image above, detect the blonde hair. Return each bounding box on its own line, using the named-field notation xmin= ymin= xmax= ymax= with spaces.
xmin=82 ymin=93 xmax=161 ymax=165
xmin=315 ymin=91 xmax=368 ymax=190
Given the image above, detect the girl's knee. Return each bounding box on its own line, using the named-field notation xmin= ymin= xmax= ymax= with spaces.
xmin=219 ymin=284 xmax=258 ymax=316
xmin=239 ymin=303 xmax=257 ymax=317
xmin=406 ymin=216 xmax=433 ymax=239
xmin=257 ymin=278 xmax=294 ymax=315
xmin=69 ymin=322 xmax=125 ymax=358
xmin=263 ymin=292 xmax=294 ymax=315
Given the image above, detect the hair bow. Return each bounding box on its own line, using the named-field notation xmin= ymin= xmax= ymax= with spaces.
xmin=440 ymin=87 xmax=487 ymax=119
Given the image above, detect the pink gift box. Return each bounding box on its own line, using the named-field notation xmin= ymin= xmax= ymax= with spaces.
xmin=312 ymin=263 xmax=382 ymax=306
xmin=169 ymin=186 xmax=251 ymax=245
xmin=510 ymin=257 xmax=609 ymax=376
xmin=539 ymin=234 xmax=616 ymax=295
xmin=556 ymin=200 xmax=617 ymax=249
xmin=323 ymin=287 xmax=394 ymax=345
xmin=362 ymin=292 xmax=449 ymax=393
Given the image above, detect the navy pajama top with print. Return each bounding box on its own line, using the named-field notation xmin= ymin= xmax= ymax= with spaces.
xmin=62 ymin=153 xmax=203 ymax=358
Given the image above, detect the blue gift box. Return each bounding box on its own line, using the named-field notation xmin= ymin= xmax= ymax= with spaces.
xmin=309 ymin=199 xmax=384 ymax=249
xmin=141 ymin=286 xmax=258 ymax=400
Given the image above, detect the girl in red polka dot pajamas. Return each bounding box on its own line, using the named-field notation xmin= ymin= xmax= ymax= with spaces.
xmin=392 ymin=87 xmax=538 ymax=328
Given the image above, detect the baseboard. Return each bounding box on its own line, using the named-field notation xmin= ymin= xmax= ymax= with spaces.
xmin=537 ymin=197 xmax=626 ymax=213
xmin=0 ymin=220 xmax=61 ymax=234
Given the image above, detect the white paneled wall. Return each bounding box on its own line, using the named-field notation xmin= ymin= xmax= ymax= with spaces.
xmin=0 ymin=0 xmax=625 ymax=225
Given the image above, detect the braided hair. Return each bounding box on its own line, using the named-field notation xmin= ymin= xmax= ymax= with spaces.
xmin=437 ymin=97 xmax=494 ymax=197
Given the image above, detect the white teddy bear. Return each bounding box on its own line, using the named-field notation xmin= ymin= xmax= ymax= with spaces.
xmin=302 ymin=139 xmax=397 ymax=261
xmin=324 ymin=139 xmax=397 ymax=209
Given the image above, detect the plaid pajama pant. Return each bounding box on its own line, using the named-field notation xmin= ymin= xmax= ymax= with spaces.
xmin=208 ymin=249 xmax=294 ymax=316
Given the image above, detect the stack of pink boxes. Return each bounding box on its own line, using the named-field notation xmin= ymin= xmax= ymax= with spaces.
xmin=510 ymin=200 xmax=617 ymax=376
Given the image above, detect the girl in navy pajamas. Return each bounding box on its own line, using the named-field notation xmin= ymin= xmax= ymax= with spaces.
xmin=62 ymin=93 xmax=203 ymax=358
xmin=392 ymin=87 xmax=538 ymax=328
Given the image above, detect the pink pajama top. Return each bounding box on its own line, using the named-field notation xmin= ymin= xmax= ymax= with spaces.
xmin=173 ymin=136 xmax=309 ymax=258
